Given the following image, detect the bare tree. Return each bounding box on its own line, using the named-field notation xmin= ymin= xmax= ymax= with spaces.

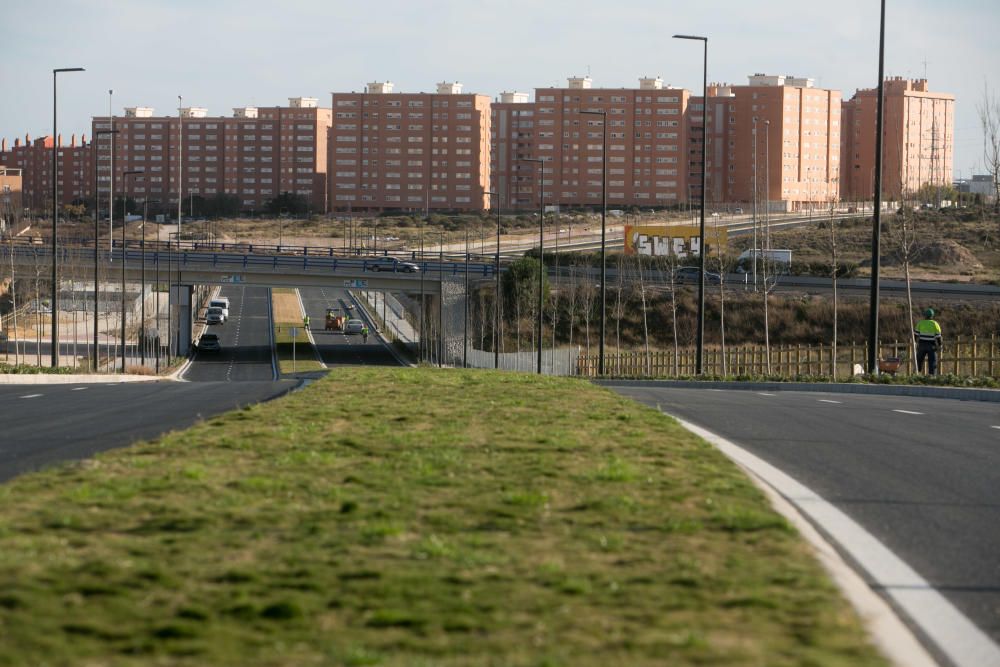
xmin=978 ymin=82 xmax=1000 ymax=213
xmin=613 ymin=253 xmax=625 ymax=373
xmin=636 ymin=255 xmax=651 ymax=375
xmin=713 ymin=220 xmax=729 ymax=375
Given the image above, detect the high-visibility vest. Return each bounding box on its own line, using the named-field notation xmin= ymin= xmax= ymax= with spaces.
xmin=914 ymin=319 xmax=941 ymax=345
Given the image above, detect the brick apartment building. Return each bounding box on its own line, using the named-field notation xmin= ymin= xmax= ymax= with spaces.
xmin=491 ymin=76 xmax=691 ymax=210
xmin=0 ymin=134 xmax=91 ymax=214
xmin=841 ymin=78 xmax=954 ymax=201
xmin=90 ymin=98 xmax=332 ymax=214
xmin=328 ymin=82 xmax=492 ymax=213
xmin=701 ymin=75 xmax=842 ymax=212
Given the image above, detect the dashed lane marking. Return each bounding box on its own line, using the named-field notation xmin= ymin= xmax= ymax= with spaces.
xmin=71 ymin=387 xmax=88 ymax=391
xmin=892 ymin=409 xmax=924 ymax=415
xmin=818 ymin=399 xmax=842 ymax=404
xmin=757 ymin=392 xmax=776 ymax=397
xmin=991 ymin=426 xmax=1000 ymax=430
xmin=19 ymin=394 xmax=43 ymax=399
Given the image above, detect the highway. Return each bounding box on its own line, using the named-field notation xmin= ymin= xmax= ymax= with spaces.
xmin=299 ymin=287 xmax=403 ymax=367
xmin=0 ymin=380 xmax=295 ymax=482
xmin=607 ymin=384 xmax=1000 ymax=655
xmin=182 ymin=285 xmax=277 ymax=381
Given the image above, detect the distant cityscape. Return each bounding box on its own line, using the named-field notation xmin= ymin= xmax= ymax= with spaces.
xmin=0 ymin=73 xmax=965 ymax=219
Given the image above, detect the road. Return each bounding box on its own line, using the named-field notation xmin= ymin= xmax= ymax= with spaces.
xmin=0 ymin=380 xmax=295 ymax=482
xmin=183 ymin=285 xmax=276 ymax=381
xmin=299 ymin=287 xmax=403 ymax=367
xmin=608 ymin=384 xmax=1000 ymax=653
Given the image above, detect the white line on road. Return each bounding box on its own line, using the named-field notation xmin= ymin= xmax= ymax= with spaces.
xmin=892 ymin=409 xmax=924 ymax=415
xmin=71 ymin=387 xmax=88 ymax=391
xmin=818 ymin=399 xmax=842 ymax=404
xmin=757 ymin=392 xmax=776 ymax=397
xmin=19 ymin=394 xmax=43 ymax=399
xmin=674 ymin=416 xmax=999 ymax=667
xmin=991 ymin=426 xmax=1000 ymax=431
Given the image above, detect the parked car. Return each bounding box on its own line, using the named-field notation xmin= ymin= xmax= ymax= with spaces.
xmin=673 ymin=266 xmax=722 ymax=285
xmin=344 ymin=319 xmax=365 ymax=334
xmin=206 ymin=307 xmax=225 ymax=325
xmin=198 ymin=333 xmax=221 ymax=352
xmin=368 ymin=257 xmax=419 ymax=273
xmin=208 ymin=297 xmax=229 ymax=321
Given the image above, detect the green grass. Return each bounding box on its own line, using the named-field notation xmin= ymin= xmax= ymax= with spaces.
xmin=273 ymin=321 xmax=325 ymax=373
xmin=0 ymin=369 xmax=886 ymax=666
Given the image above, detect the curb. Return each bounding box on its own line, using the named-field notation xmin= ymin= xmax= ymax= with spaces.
xmin=597 ymin=379 xmax=1000 ymax=403
xmin=0 ymin=373 xmax=165 ymax=385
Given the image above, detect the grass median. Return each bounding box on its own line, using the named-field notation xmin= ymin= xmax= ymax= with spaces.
xmin=272 ymin=287 xmax=324 ymax=374
xmin=0 ymin=368 xmax=886 ymax=666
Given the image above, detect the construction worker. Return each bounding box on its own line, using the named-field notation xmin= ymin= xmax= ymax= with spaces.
xmin=361 ymin=324 xmax=369 ymax=343
xmin=303 ymin=314 xmax=310 ymax=330
xmin=914 ymin=308 xmax=943 ymax=375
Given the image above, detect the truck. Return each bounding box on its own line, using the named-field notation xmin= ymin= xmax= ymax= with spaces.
xmin=736 ymin=249 xmax=792 ymax=274
xmin=325 ymin=308 xmax=346 ymax=331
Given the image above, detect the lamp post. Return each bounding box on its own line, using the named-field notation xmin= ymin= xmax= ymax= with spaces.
xmin=516 ymin=157 xmax=544 ymax=374
xmin=121 ymin=170 xmax=143 ymax=372
xmin=868 ymin=0 xmax=888 ymax=374
xmin=175 ymin=96 xmax=183 ymax=363
xmin=485 ymin=190 xmax=501 ymax=369
xmin=580 ymin=109 xmax=607 ymax=375
xmin=51 ymin=66 xmax=85 ymax=369
xmin=93 ymin=128 xmax=117 ymax=371
xmin=673 ymin=33 xmax=708 ymax=374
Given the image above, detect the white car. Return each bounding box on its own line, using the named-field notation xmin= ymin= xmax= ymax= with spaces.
xmin=344 ymin=319 xmax=365 ymax=335
xmin=208 ymin=298 xmax=229 ymax=321
xmin=206 ymin=307 xmax=225 ymax=325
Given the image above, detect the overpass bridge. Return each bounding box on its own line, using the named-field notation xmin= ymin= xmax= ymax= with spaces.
xmin=2 ymin=239 xmax=497 ymax=358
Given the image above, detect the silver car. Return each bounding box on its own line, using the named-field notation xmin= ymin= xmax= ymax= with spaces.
xmin=368 ymin=257 xmax=419 ymax=273
xmin=206 ymin=306 xmax=225 ymax=325
xmin=344 ymin=318 xmax=365 ymax=335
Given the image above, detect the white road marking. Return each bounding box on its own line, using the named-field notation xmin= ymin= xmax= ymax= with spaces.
xmin=893 ymin=409 xmax=924 ymax=415
xmin=757 ymin=392 xmax=776 ymax=397
xmin=71 ymin=387 xmax=88 ymax=391
xmin=991 ymin=426 xmax=1000 ymax=431
xmin=19 ymin=394 xmax=43 ymax=399
xmin=818 ymin=399 xmax=842 ymax=404
xmin=675 ymin=416 xmax=999 ymax=667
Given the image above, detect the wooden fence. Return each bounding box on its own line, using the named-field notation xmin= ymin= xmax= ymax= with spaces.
xmin=578 ymin=335 xmax=1000 ymax=378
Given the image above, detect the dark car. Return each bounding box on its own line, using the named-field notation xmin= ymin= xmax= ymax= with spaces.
xmin=368 ymin=257 xmax=419 ymax=273
xmin=674 ymin=266 xmax=722 ymax=285
xmin=198 ymin=333 xmax=221 ymax=352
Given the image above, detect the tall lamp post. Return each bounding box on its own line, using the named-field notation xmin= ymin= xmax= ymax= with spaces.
xmin=121 ymin=170 xmax=143 ymax=372
xmin=867 ymin=0 xmax=888 ymax=374
xmin=516 ymin=158 xmax=544 ymax=374
xmin=673 ymin=33 xmax=709 ymax=374
xmin=485 ymin=189 xmax=501 ymax=369
xmin=579 ymin=109 xmax=607 ymax=375
xmin=51 ymin=66 xmax=85 ymax=368
xmin=93 ymin=128 xmax=118 ymax=371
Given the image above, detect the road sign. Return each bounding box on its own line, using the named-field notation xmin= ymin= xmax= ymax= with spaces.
xmin=222 ymin=274 xmax=244 ymax=283
xmin=343 ymin=279 xmax=368 ymax=288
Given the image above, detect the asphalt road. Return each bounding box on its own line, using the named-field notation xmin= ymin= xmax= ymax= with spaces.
xmin=608 ymin=384 xmax=1000 ymax=648
xmin=0 ymin=380 xmax=295 ymax=482
xmin=183 ymin=285 xmax=276 ymax=381
xmin=299 ymin=287 xmax=403 ymax=367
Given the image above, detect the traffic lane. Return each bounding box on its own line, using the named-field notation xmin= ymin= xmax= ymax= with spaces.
xmin=299 ymin=287 xmax=402 ymax=367
xmin=184 ymin=285 xmax=275 ymax=382
xmin=610 ymin=385 xmax=1000 ymax=643
xmin=0 ymin=380 xmax=295 ymax=482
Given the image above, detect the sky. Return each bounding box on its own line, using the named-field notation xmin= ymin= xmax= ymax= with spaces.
xmin=1 ymin=0 xmax=997 ymax=178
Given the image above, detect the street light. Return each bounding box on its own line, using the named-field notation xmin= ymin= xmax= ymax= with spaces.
xmin=516 ymin=158 xmax=545 ymax=374
xmin=93 ymin=128 xmax=118 ymax=371
xmin=868 ymin=0 xmax=888 ymax=374
xmin=673 ymin=33 xmax=709 ymax=375
xmin=579 ymin=109 xmax=607 ymax=376
xmin=121 ymin=170 xmax=143 ymax=372
xmin=51 ymin=66 xmax=85 ymax=369
xmin=485 ymin=189 xmax=502 ymax=369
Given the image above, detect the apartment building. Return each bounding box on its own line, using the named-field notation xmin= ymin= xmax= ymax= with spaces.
xmin=328 ymin=82 xmax=491 ymax=212
xmin=0 ymin=134 xmax=92 ymax=214
xmin=700 ymin=75 xmax=841 ymax=211
xmin=491 ymin=76 xmax=691 ymax=210
xmin=490 ymin=91 xmax=533 ymax=208
xmin=89 ymin=98 xmax=332 ymax=213
xmin=841 ymin=78 xmax=954 ymax=201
